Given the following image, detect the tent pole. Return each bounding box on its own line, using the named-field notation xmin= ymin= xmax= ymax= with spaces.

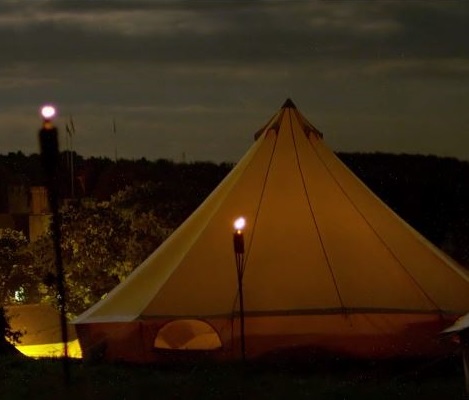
xmin=463 ymin=348 xmax=469 ymax=396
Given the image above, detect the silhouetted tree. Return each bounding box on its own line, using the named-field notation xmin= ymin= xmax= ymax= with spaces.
xmin=0 ymin=306 xmax=23 ymax=355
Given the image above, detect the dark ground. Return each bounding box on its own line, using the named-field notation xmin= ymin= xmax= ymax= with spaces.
xmin=0 ymin=352 xmax=467 ymax=400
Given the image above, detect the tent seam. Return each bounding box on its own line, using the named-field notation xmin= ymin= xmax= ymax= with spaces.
xmin=306 ymin=134 xmax=442 ymax=313
xmin=228 ymin=113 xmax=282 ymax=318
xmin=289 ymin=108 xmax=346 ymax=310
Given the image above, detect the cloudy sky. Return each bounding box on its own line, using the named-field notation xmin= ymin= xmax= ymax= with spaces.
xmin=1 ymin=1 xmax=468 ymax=163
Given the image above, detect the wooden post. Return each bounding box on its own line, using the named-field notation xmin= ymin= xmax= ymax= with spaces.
xmin=460 ymin=330 xmax=469 ymax=397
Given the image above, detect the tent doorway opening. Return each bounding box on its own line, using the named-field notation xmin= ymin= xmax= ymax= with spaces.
xmin=154 ymin=320 xmax=222 ymax=350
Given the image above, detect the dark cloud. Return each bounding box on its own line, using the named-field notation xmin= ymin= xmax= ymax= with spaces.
xmin=0 ymin=1 xmax=468 ymax=161
xmin=1 ymin=2 xmax=468 ymax=67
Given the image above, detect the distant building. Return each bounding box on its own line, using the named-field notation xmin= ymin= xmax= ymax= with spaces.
xmin=0 ymin=185 xmax=51 ymax=241
xmin=29 ymin=186 xmax=51 ymax=241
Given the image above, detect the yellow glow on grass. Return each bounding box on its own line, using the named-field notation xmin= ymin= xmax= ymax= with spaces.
xmin=15 ymin=339 xmax=82 ymax=359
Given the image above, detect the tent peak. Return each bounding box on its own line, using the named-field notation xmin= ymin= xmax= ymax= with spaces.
xmin=282 ymin=98 xmax=297 ymax=109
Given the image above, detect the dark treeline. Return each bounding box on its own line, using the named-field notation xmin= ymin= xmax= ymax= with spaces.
xmin=0 ymin=151 xmax=233 ymax=228
xmin=338 ymin=152 xmax=469 ymax=266
xmin=1 ymin=150 xmax=469 ymax=266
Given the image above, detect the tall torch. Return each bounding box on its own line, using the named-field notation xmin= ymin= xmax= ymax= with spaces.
xmin=39 ymin=105 xmax=70 ymax=382
xmin=233 ymin=216 xmax=246 ymax=361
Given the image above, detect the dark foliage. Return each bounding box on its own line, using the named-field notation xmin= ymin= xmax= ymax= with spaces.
xmin=0 ymin=306 xmax=23 ymax=355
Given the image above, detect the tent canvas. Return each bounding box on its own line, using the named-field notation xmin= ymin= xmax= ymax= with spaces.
xmin=443 ymin=313 xmax=469 ymax=334
xmin=73 ymin=99 xmax=469 ymax=362
xmin=6 ymin=304 xmax=82 ymax=358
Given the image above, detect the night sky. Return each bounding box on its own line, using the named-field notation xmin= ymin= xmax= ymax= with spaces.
xmin=1 ymin=1 xmax=468 ymax=163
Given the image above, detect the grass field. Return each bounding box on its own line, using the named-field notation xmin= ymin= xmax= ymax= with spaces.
xmin=0 ymin=353 xmax=467 ymax=400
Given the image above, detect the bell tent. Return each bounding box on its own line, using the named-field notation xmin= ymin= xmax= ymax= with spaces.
xmin=7 ymin=304 xmax=82 ymax=359
xmin=73 ymin=99 xmax=469 ymax=362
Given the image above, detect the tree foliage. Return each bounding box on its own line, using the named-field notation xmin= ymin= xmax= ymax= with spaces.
xmin=0 ymin=229 xmax=35 ymax=304
xmin=32 ymin=186 xmax=172 ymax=316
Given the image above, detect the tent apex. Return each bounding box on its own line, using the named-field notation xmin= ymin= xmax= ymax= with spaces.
xmin=282 ymin=98 xmax=297 ymax=109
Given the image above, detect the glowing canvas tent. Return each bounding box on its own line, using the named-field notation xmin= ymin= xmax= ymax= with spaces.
xmin=74 ymin=99 xmax=469 ymax=362
xmin=443 ymin=313 xmax=469 ymax=334
xmin=7 ymin=304 xmax=82 ymax=358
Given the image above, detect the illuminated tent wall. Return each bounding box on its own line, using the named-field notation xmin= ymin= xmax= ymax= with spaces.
xmin=73 ymin=99 xmax=469 ymax=363
xmin=7 ymin=304 xmax=82 ymax=358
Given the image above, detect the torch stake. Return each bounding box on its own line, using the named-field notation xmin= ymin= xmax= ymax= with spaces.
xmin=39 ymin=122 xmax=70 ymax=384
xmin=233 ymin=230 xmax=246 ymax=362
